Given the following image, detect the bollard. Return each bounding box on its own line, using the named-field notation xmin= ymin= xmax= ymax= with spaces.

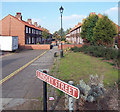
xmin=68 ymin=81 xmax=74 ymax=112
xmin=65 ymin=94 xmax=68 ymax=110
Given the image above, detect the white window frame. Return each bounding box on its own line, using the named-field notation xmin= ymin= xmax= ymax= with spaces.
xmin=26 ymin=27 xmax=28 ymax=33
xmin=26 ymin=38 xmax=28 ymax=44
xmin=39 ymin=31 xmax=41 ymax=35
xmin=29 ymin=28 xmax=31 ymax=33
xmin=33 ymin=29 xmax=35 ymax=34
xmin=36 ymin=30 xmax=38 ymax=34
xmin=29 ymin=37 xmax=31 ymax=44
xmin=32 ymin=29 xmax=34 ymax=34
xmin=32 ymin=37 xmax=34 ymax=43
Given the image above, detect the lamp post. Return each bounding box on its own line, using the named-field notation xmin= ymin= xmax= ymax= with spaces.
xmin=59 ymin=6 xmax=64 ymax=58
xmin=55 ymin=32 xmax=57 ymax=46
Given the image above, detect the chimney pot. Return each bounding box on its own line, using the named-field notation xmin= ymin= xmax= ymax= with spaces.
xmin=38 ymin=25 xmax=41 ymax=28
xmin=27 ymin=19 xmax=32 ymax=24
xmin=34 ymin=22 xmax=37 ymax=27
xmin=15 ymin=12 xmax=22 ymax=20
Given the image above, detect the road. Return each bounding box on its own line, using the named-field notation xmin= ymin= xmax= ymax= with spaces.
xmin=0 ymin=48 xmax=58 ymax=110
xmin=1 ymin=50 xmax=46 ymax=79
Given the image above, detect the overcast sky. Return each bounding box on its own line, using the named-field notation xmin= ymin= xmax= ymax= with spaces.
xmin=1 ymin=0 xmax=119 ymax=33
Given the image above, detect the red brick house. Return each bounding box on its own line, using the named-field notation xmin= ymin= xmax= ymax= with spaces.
xmin=0 ymin=12 xmax=52 ymax=48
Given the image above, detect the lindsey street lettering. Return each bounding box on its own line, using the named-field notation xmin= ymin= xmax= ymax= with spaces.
xmin=36 ymin=70 xmax=80 ymax=99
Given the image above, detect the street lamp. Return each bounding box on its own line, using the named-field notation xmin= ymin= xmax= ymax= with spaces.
xmin=59 ymin=6 xmax=64 ymax=58
xmin=55 ymin=32 xmax=57 ymax=46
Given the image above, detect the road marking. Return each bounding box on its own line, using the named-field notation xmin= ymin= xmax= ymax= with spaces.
xmin=0 ymin=50 xmax=48 ymax=85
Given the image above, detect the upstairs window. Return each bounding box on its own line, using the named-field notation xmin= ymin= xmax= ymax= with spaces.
xmin=39 ymin=31 xmax=42 ymax=35
xmin=36 ymin=30 xmax=38 ymax=34
xmin=32 ymin=29 xmax=34 ymax=34
xmin=26 ymin=27 xmax=28 ymax=33
xmin=34 ymin=29 xmax=36 ymax=34
xmin=29 ymin=28 xmax=31 ymax=33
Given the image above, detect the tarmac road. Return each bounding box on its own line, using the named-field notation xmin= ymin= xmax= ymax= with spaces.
xmin=0 ymin=47 xmax=58 ymax=110
xmin=1 ymin=50 xmax=46 ymax=79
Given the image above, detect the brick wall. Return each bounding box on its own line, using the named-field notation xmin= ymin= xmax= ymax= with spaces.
xmin=0 ymin=15 xmax=25 ymax=47
xmin=21 ymin=44 xmax=50 ymax=50
xmin=58 ymin=44 xmax=82 ymax=49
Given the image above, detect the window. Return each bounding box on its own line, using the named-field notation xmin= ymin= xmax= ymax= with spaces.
xmin=32 ymin=29 xmax=34 ymax=34
xmin=32 ymin=37 xmax=34 ymax=44
xmin=25 ymin=37 xmax=28 ymax=44
xmin=74 ymin=31 xmax=75 ymax=34
xmin=29 ymin=28 xmax=31 ymax=33
xmin=29 ymin=37 xmax=31 ymax=44
xmin=39 ymin=31 xmax=42 ymax=35
xmin=26 ymin=27 xmax=28 ymax=33
xmin=36 ymin=30 xmax=38 ymax=34
xmin=34 ymin=29 xmax=36 ymax=34
xmin=36 ymin=38 xmax=39 ymax=43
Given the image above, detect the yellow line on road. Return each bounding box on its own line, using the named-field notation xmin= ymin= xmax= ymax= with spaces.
xmin=0 ymin=50 xmax=48 ymax=85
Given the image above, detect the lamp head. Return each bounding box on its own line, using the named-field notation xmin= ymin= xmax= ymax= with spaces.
xmin=59 ymin=6 xmax=64 ymax=14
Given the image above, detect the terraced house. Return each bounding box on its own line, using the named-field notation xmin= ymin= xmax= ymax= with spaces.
xmin=0 ymin=12 xmax=52 ymax=48
xmin=66 ymin=12 xmax=120 ymax=48
xmin=66 ymin=22 xmax=83 ymax=44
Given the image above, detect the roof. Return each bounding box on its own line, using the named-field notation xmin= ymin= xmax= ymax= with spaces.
xmin=70 ymin=22 xmax=82 ymax=32
xmin=8 ymin=14 xmax=43 ymax=31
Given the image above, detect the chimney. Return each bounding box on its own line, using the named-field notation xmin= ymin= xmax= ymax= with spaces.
xmin=89 ymin=12 xmax=95 ymax=16
xmin=34 ymin=22 xmax=37 ymax=27
xmin=98 ymin=13 xmax=103 ymax=18
xmin=78 ymin=22 xmax=81 ymax=25
xmin=38 ymin=25 xmax=41 ymax=28
xmin=27 ymin=19 xmax=32 ymax=24
xmin=15 ymin=12 xmax=22 ymax=20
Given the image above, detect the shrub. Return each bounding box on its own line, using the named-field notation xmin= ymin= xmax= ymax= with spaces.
xmin=71 ymin=45 xmax=118 ymax=65
xmin=71 ymin=46 xmax=79 ymax=52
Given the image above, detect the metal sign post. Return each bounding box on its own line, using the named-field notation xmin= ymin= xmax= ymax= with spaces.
xmin=36 ymin=70 xmax=80 ymax=111
xmin=43 ymin=70 xmax=47 ymax=112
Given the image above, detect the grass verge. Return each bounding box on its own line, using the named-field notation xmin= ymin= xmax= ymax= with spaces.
xmin=54 ymin=51 xmax=118 ymax=87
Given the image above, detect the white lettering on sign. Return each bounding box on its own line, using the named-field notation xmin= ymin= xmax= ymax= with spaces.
xmin=36 ymin=70 xmax=80 ymax=99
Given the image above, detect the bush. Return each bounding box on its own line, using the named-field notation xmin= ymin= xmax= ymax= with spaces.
xmin=71 ymin=46 xmax=79 ymax=52
xmin=71 ymin=45 xmax=118 ymax=64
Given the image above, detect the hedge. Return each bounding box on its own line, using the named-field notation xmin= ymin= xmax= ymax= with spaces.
xmin=71 ymin=45 xmax=119 ymax=65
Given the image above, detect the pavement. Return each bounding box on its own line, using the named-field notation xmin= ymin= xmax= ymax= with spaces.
xmin=0 ymin=46 xmax=59 ymax=110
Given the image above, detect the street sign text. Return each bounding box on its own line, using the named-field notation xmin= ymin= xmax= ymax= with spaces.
xmin=36 ymin=70 xmax=80 ymax=99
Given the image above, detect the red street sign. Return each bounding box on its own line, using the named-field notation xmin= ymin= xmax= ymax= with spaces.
xmin=36 ymin=70 xmax=80 ymax=99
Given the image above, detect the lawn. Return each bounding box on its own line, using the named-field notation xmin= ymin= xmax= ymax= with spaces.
xmin=54 ymin=52 xmax=118 ymax=87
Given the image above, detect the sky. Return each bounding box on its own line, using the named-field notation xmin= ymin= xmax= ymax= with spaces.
xmin=1 ymin=0 xmax=120 ymax=33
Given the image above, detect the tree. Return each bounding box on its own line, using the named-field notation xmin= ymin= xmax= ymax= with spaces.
xmin=42 ymin=31 xmax=49 ymax=43
xmin=52 ymin=31 xmax=58 ymax=39
xmin=57 ymin=28 xmax=66 ymax=41
xmin=52 ymin=31 xmax=61 ymax=40
xmin=52 ymin=28 xmax=71 ymax=41
xmin=65 ymin=28 xmax=71 ymax=35
xmin=93 ymin=15 xmax=117 ymax=46
xmin=58 ymin=28 xmax=65 ymax=37
xmin=80 ymin=14 xmax=98 ymax=44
